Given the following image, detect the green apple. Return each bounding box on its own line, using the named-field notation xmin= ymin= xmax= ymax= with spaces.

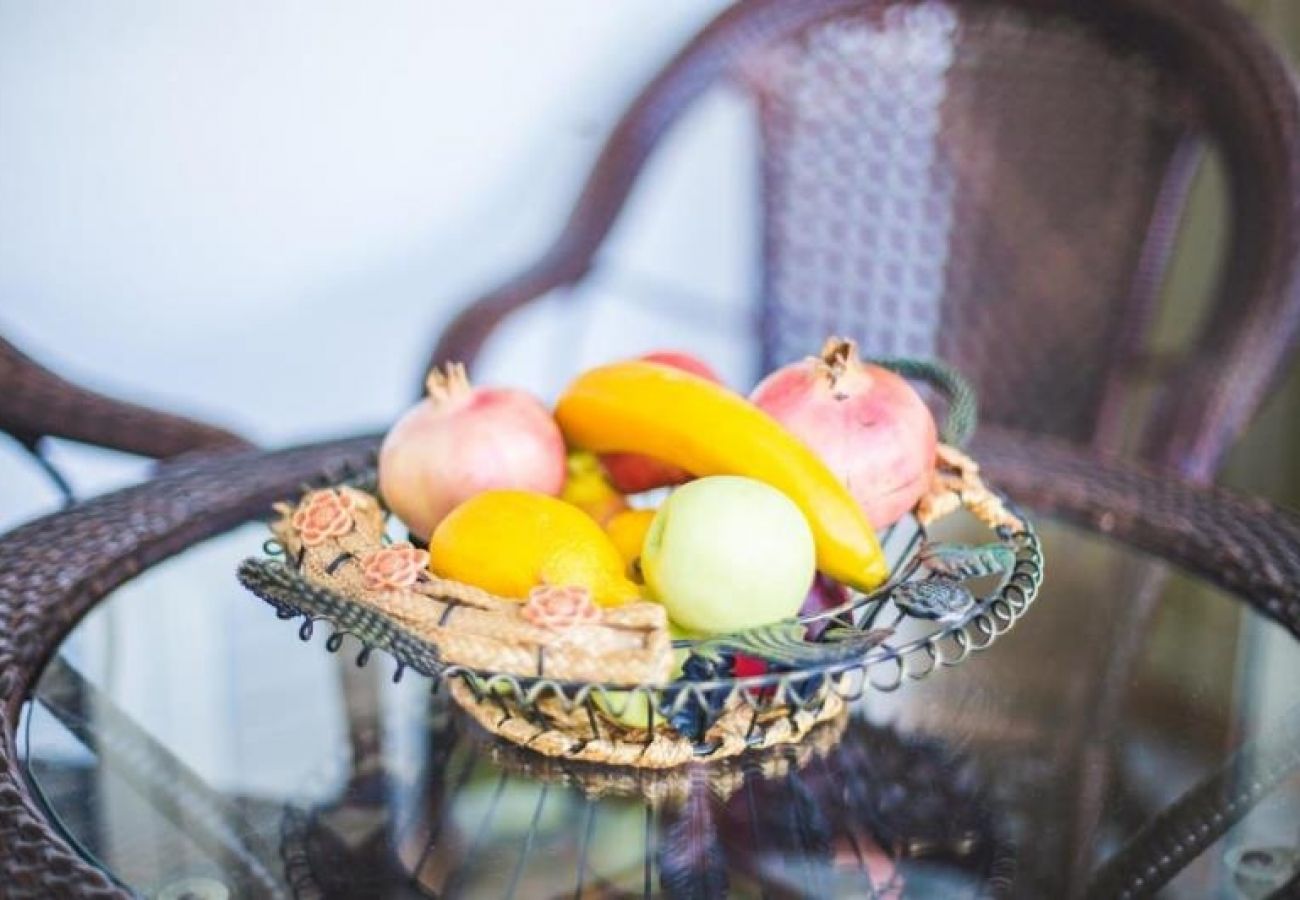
xmin=592 ymin=638 xmax=691 ymax=730
xmin=641 ymin=475 xmax=816 ymax=635
xmin=592 ymin=688 xmax=657 ymax=731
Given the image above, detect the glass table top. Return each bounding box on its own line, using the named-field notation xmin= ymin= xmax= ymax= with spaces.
xmin=19 ymin=516 xmax=1300 ymax=898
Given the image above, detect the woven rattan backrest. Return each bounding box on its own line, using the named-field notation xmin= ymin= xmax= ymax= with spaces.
xmin=725 ymin=0 xmax=1300 ymax=478
xmin=744 ymin=4 xmax=1194 ymax=449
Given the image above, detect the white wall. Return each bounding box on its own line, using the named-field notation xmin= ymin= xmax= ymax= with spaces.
xmin=0 ymin=0 xmax=756 ymax=523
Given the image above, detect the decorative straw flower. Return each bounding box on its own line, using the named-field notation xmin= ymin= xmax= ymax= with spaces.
xmin=521 ymin=585 xmax=603 ymax=630
xmin=360 ymin=542 xmax=430 ymax=591
xmin=292 ymin=489 xmax=357 ymax=546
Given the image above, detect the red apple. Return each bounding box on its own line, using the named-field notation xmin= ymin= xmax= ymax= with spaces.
xmin=637 ymin=350 xmax=718 ymax=380
xmin=599 ymin=351 xmax=722 ymax=493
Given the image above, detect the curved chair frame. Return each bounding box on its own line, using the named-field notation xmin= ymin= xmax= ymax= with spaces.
xmin=428 ymin=0 xmax=1300 ymax=481
xmin=1 ymin=335 xmax=251 ymax=505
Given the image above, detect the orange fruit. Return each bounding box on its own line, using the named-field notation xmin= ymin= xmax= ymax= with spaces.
xmin=429 ymin=490 xmax=639 ymax=607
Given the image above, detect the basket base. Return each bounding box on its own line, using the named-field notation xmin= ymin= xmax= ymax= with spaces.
xmin=465 ymin=715 xmax=852 ymax=805
xmin=449 ymin=680 xmax=848 ymax=769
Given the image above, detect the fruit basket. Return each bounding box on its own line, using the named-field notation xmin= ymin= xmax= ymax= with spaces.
xmin=238 ymin=343 xmax=1043 ymax=768
xmin=238 ymin=451 xmax=1041 ymax=770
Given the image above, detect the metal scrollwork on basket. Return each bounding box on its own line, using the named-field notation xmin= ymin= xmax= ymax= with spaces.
xmin=237 ymin=437 xmax=1043 ymax=770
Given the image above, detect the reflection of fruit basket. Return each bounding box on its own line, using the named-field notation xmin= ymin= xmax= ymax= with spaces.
xmin=238 ymin=443 xmax=1042 ymax=769
xmin=279 ymin=711 xmax=1012 ymax=898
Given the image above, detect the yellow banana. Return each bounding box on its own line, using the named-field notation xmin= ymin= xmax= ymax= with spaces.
xmin=554 ymin=361 xmax=889 ymax=591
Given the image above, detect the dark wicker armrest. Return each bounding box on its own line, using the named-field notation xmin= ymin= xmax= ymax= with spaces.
xmin=0 ymin=336 xmax=251 ymax=461
xmin=969 ymin=428 xmax=1300 ymax=896
xmin=0 ymin=436 xmax=378 ymax=899
xmin=974 ymin=426 xmax=1300 ymax=641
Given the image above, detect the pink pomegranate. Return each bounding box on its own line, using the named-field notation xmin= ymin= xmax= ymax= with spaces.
xmin=379 ymin=363 xmax=566 ymax=540
xmin=750 ymin=338 xmax=937 ymax=528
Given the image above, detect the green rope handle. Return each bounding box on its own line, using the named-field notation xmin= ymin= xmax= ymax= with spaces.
xmin=871 ymin=357 xmax=979 ymax=448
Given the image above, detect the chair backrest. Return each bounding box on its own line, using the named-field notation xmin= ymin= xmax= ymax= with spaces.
xmin=437 ymin=0 xmax=1300 ymax=481
xmin=747 ymin=5 xmax=1188 ymax=443
xmin=733 ymin=0 xmax=1300 ymax=479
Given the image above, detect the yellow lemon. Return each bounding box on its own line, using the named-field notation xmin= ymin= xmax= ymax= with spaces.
xmin=429 ymin=490 xmax=640 ymax=607
xmin=559 ymin=450 xmax=628 ymax=525
xmin=603 ymin=508 xmax=657 ymax=577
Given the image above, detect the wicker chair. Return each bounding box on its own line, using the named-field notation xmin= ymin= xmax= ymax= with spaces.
xmin=424 ymin=0 xmax=1300 ymax=890
xmin=428 ymin=0 xmax=1300 ymax=484
xmin=0 ymin=334 xmax=251 ymax=500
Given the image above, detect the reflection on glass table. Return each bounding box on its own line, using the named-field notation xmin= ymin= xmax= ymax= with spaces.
xmin=19 ymin=519 xmax=1300 ymax=898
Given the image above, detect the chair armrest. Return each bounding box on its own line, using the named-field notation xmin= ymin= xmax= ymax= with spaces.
xmin=973 ymin=426 xmax=1300 ymax=641
xmin=0 ymin=336 xmax=251 ymax=461
xmin=0 ymin=435 xmax=377 ymax=900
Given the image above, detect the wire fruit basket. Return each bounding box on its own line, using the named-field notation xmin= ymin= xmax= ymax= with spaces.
xmin=238 ymin=440 xmax=1043 ymax=769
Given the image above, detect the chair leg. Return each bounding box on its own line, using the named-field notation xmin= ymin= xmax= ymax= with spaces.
xmin=6 ymin=429 xmax=75 ymax=507
xmin=335 ymin=651 xmax=385 ymax=786
xmin=1063 ymin=559 xmax=1170 ymax=892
